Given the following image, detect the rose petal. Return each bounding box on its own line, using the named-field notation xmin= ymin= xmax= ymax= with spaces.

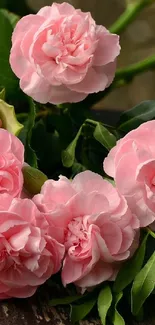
xmin=48 ymin=85 xmax=87 ymax=104
xmin=100 ymin=222 xmax=122 ymax=255
xmin=9 ymin=227 xmax=31 ymax=250
xmin=10 ymin=40 xmax=31 ymax=79
xmin=68 ymin=67 xmax=108 ymax=93
xmin=20 ymin=69 xmax=52 ymax=104
xmin=115 ymin=151 xmax=140 ymax=195
xmin=62 ymin=255 xmax=84 ymax=286
xmin=94 ymin=26 xmax=120 ymax=66
xmin=0 ymin=129 xmax=11 ymax=154
xmin=75 ymin=261 xmax=113 ymax=287
xmin=12 ymin=15 xmax=44 ymax=43
xmin=6 ymin=285 xmax=37 ymax=298
xmin=56 ymin=2 xmax=76 ymax=15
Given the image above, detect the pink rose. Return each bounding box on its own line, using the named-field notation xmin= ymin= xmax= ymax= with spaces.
xmin=33 ymin=171 xmax=139 ymax=290
xmin=0 ymin=129 xmax=24 ymax=197
xmin=10 ymin=2 xmax=120 ymax=104
xmin=0 ymin=194 xmax=64 ymax=299
xmin=104 ymin=120 xmax=155 ymax=227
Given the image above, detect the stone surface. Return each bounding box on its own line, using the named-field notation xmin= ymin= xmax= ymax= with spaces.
xmin=0 ymin=278 xmax=155 ymax=325
xmin=0 ymin=285 xmax=102 ymax=325
xmin=0 ymin=291 xmax=155 ymax=325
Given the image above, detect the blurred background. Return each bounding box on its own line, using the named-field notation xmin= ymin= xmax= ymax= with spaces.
xmin=24 ymin=0 xmax=155 ymax=112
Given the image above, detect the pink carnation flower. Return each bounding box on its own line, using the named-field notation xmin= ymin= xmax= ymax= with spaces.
xmin=10 ymin=2 xmax=120 ymax=104
xmin=33 ymin=171 xmax=139 ymax=290
xmin=0 ymin=129 xmax=24 ymax=197
xmin=0 ymin=194 xmax=64 ymax=299
xmin=104 ymin=120 xmax=155 ymax=227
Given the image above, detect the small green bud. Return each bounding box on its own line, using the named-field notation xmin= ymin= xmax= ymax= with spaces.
xmin=23 ymin=166 xmax=48 ymax=195
xmin=0 ymin=99 xmax=23 ymax=136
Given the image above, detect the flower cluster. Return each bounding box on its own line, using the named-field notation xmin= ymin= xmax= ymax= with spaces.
xmin=0 ymin=123 xmax=143 ymax=299
xmin=0 ymin=128 xmax=64 ymax=299
xmin=1 ymin=1 xmax=154 ymax=304
xmin=2 ymin=120 xmax=155 ymax=299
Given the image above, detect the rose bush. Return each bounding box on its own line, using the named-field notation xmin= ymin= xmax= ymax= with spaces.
xmin=0 ymin=129 xmax=24 ymax=197
xmin=104 ymin=120 xmax=155 ymax=227
xmin=10 ymin=2 xmax=120 ymax=104
xmin=33 ymin=171 xmax=139 ymax=290
xmin=0 ymin=194 xmax=64 ymax=299
xmin=0 ymin=0 xmax=154 ymax=320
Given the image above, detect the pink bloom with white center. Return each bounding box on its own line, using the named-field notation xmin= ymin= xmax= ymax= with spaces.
xmin=104 ymin=120 xmax=155 ymax=227
xmin=0 ymin=194 xmax=64 ymax=299
xmin=10 ymin=2 xmax=120 ymax=104
xmin=33 ymin=171 xmax=139 ymax=290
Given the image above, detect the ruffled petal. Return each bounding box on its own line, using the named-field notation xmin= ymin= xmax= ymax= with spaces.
xmin=94 ymin=26 xmax=120 ymax=66
xmin=12 ymin=15 xmax=44 ymax=43
xmin=10 ymin=40 xmax=31 ymax=78
xmin=75 ymin=261 xmax=113 ymax=287
xmin=100 ymin=222 xmax=122 ymax=255
xmin=20 ymin=69 xmax=52 ymax=104
xmin=48 ymin=85 xmax=87 ymax=104
xmin=115 ymin=151 xmax=140 ymax=195
xmin=61 ymin=255 xmax=84 ymax=286
xmin=68 ymin=67 xmax=108 ymax=94
xmin=6 ymin=285 xmax=37 ymax=298
xmin=55 ymin=2 xmax=76 ymax=16
xmin=72 ymin=170 xmax=106 ymax=194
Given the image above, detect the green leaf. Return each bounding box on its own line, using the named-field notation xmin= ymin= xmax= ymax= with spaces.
xmin=70 ymin=298 xmax=96 ymax=323
xmin=94 ymin=123 xmax=116 ymax=151
xmin=110 ymin=292 xmax=125 ymax=325
xmin=47 ymin=110 xmax=73 ymax=149
xmin=0 ymin=10 xmax=19 ymax=97
xmin=0 ymin=0 xmax=7 ymax=8
xmin=62 ymin=126 xmax=82 ymax=168
xmin=131 ymin=251 xmax=155 ymax=316
xmin=104 ymin=177 xmax=115 ymax=186
xmin=81 ymin=136 xmax=106 ymax=175
xmin=0 ymin=88 xmax=5 ymax=100
xmin=6 ymin=0 xmax=30 ymax=16
xmin=135 ymin=306 xmax=144 ymax=322
xmin=50 ymin=295 xmax=83 ymax=307
xmin=71 ymin=162 xmax=86 ymax=178
xmin=118 ymin=101 xmax=155 ymax=132
xmin=31 ymin=120 xmax=61 ymax=177
xmin=146 ymin=227 xmax=155 ymax=239
xmin=0 ymin=9 xmax=20 ymax=28
xmin=98 ymin=285 xmax=112 ymax=325
xmin=114 ymin=233 xmax=149 ymax=293
xmin=19 ymin=99 xmax=38 ymax=168
xmin=0 ymin=99 xmax=23 ymax=135
xmin=23 ymin=166 xmax=48 ymax=195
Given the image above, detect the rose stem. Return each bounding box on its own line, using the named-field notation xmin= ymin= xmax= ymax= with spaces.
xmin=109 ymin=0 xmax=155 ymax=35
